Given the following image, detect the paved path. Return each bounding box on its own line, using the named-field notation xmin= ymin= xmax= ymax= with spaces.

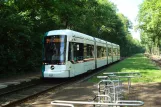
xmin=132 ymin=83 xmax=161 ymax=107
xmin=0 ymin=71 xmax=41 ymax=89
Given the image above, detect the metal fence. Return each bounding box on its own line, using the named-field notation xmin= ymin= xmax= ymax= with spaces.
xmin=51 ymin=72 xmax=144 ymax=107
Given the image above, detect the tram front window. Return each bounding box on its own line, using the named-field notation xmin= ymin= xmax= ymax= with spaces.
xmin=43 ymin=35 xmax=66 ymax=65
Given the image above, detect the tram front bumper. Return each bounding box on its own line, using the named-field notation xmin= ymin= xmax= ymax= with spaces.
xmin=43 ymin=70 xmax=70 ymax=78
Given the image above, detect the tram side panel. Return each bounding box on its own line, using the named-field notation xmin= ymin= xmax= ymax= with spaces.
xmin=113 ymin=47 xmax=118 ymax=62
xmin=96 ymin=46 xmax=107 ymax=68
xmin=67 ymin=34 xmax=95 ymax=77
xmin=82 ymin=41 xmax=95 ymax=72
xmin=95 ymin=39 xmax=108 ymax=68
xmin=113 ymin=45 xmax=120 ymax=61
xmin=118 ymin=46 xmax=120 ymax=60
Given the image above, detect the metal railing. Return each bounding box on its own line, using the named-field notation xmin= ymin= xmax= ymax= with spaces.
xmin=103 ymin=72 xmax=141 ymax=93
xmin=51 ymin=72 xmax=144 ymax=107
xmin=51 ymin=100 xmax=144 ymax=107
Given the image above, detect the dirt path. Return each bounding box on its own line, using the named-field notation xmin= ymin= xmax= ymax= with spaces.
xmin=128 ymin=83 xmax=161 ymax=107
xmin=28 ymin=82 xmax=161 ymax=107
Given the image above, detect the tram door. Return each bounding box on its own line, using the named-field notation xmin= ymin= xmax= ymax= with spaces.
xmin=68 ymin=42 xmax=75 ymax=77
xmin=68 ymin=42 xmax=85 ymax=77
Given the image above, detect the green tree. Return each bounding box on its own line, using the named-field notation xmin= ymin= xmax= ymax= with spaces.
xmin=138 ymin=0 xmax=161 ymax=55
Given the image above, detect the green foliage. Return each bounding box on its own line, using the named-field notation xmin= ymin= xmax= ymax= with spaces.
xmin=138 ymin=0 xmax=161 ymax=54
xmin=0 ymin=0 xmax=43 ymax=75
xmin=0 ymin=0 xmax=144 ymax=75
xmin=88 ymin=54 xmax=161 ymax=83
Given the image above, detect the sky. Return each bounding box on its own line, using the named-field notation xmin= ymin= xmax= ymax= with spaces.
xmin=109 ymin=0 xmax=143 ymax=41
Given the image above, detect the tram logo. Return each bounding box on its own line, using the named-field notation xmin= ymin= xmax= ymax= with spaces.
xmin=50 ymin=65 xmax=55 ymax=70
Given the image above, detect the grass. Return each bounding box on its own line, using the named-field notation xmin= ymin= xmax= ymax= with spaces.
xmin=88 ymin=54 xmax=161 ymax=83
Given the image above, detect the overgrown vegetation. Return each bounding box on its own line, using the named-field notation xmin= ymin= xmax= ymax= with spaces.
xmin=0 ymin=0 xmax=144 ymax=75
xmin=88 ymin=54 xmax=161 ymax=83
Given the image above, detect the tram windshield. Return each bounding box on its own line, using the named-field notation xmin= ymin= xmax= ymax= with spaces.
xmin=43 ymin=35 xmax=67 ymax=65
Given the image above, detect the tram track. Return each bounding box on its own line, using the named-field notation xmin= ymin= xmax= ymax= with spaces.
xmin=1 ymin=60 xmax=121 ymax=107
xmin=0 ymin=79 xmax=69 ymax=107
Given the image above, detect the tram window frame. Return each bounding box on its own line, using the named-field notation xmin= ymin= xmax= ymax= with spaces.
xmin=84 ymin=44 xmax=94 ymax=61
xmin=68 ymin=42 xmax=84 ymax=63
xmin=68 ymin=42 xmax=72 ymax=61
xmin=68 ymin=42 xmax=95 ymax=63
xmin=97 ymin=46 xmax=106 ymax=59
xmin=73 ymin=43 xmax=84 ymax=61
xmin=44 ymin=35 xmax=67 ymax=65
xmin=87 ymin=44 xmax=94 ymax=58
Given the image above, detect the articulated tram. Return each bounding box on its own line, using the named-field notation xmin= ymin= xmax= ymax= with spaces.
xmin=42 ymin=29 xmax=120 ymax=78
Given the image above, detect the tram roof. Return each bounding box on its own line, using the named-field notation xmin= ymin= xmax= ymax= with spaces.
xmin=47 ymin=29 xmax=94 ymax=41
xmin=46 ymin=29 xmax=119 ymax=46
xmin=46 ymin=29 xmax=73 ymax=37
xmin=112 ymin=43 xmax=120 ymax=48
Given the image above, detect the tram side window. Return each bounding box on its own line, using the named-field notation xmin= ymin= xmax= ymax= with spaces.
xmin=115 ymin=48 xmax=118 ymax=56
xmin=97 ymin=46 xmax=102 ymax=58
xmin=102 ymin=47 xmax=106 ymax=58
xmin=108 ymin=47 xmax=112 ymax=56
xmin=88 ymin=44 xmax=94 ymax=58
xmin=115 ymin=48 xmax=117 ymax=56
xmin=69 ymin=42 xmax=95 ymax=63
xmin=68 ymin=42 xmax=84 ymax=63
xmin=74 ymin=43 xmax=84 ymax=61
xmin=118 ymin=48 xmax=120 ymax=56
xmin=84 ymin=44 xmax=87 ymax=59
xmin=116 ymin=48 xmax=118 ymax=56
xmin=84 ymin=44 xmax=94 ymax=59
xmin=112 ymin=48 xmax=114 ymax=56
xmin=113 ymin=48 xmax=116 ymax=56
xmin=97 ymin=46 xmax=106 ymax=59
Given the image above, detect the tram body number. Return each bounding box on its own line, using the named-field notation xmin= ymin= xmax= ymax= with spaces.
xmin=49 ymin=74 xmax=53 ymax=77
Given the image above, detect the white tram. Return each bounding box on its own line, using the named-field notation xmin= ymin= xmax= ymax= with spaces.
xmin=42 ymin=29 xmax=120 ymax=78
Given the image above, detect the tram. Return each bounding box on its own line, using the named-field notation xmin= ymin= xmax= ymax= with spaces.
xmin=42 ymin=29 xmax=120 ymax=78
